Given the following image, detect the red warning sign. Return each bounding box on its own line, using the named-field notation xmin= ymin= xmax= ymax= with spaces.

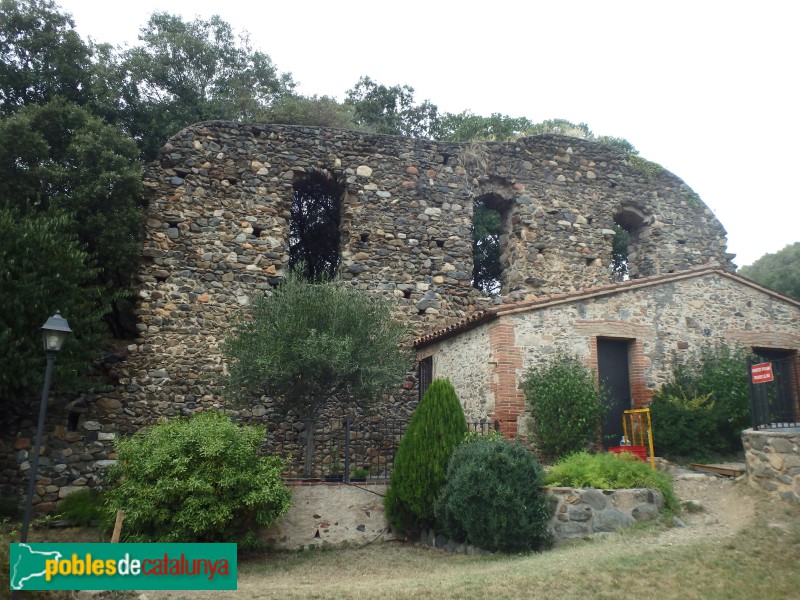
xmin=751 ymin=362 xmax=774 ymax=384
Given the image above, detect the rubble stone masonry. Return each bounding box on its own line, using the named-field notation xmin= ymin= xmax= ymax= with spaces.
xmin=2 ymin=123 xmax=737 ymax=506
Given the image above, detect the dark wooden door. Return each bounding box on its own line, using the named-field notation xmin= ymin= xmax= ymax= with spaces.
xmin=597 ymin=339 xmax=631 ymax=449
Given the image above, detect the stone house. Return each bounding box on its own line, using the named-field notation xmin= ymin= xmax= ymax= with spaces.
xmin=414 ymin=266 xmax=800 ymax=441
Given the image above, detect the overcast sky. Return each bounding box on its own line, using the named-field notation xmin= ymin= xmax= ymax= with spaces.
xmin=58 ymin=0 xmax=798 ymax=267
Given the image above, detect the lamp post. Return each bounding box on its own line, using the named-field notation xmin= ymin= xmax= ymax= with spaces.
xmin=19 ymin=311 xmax=72 ymax=543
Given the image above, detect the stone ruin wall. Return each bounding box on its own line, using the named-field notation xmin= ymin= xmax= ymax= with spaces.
xmin=127 ymin=122 xmax=731 ymax=414
xmin=2 ymin=123 xmax=734 ymax=506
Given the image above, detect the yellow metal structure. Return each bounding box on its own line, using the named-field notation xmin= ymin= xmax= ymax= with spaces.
xmin=622 ymin=408 xmax=656 ymax=470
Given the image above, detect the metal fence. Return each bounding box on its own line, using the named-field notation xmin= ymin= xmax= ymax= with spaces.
xmin=748 ymin=354 xmax=800 ymax=430
xmin=263 ymin=416 xmax=502 ymax=481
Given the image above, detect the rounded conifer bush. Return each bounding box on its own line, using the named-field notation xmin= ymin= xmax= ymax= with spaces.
xmin=434 ymin=436 xmax=552 ymax=552
xmin=385 ymin=378 xmax=467 ymax=535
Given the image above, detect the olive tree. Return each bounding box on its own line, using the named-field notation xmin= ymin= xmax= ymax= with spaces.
xmin=222 ymin=272 xmax=410 ymax=474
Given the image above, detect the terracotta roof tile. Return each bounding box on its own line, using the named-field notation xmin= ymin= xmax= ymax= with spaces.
xmin=413 ymin=264 xmax=799 ymax=348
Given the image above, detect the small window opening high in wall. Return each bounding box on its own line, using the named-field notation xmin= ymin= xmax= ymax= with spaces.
xmin=611 ymin=206 xmax=648 ymax=281
xmin=289 ymin=171 xmax=343 ymax=281
xmin=472 ymin=193 xmax=510 ymax=296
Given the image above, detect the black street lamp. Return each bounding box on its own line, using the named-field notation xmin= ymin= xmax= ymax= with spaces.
xmin=19 ymin=311 xmax=72 ymax=543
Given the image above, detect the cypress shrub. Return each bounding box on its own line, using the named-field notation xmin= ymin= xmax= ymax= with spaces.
xmin=385 ymin=378 xmax=467 ymax=535
xmin=434 ymin=437 xmax=551 ymax=552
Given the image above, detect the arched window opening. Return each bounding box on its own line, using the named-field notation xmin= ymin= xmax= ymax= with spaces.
xmin=472 ymin=193 xmax=510 ymax=295
xmin=289 ymin=171 xmax=343 ymax=281
xmin=611 ymin=206 xmax=647 ymax=282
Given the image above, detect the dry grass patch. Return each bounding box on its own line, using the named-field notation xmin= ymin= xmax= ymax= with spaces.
xmin=5 ymin=496 xmax=798 ymax=600
xmin=157 ymin=500 xmax=799 ymax=600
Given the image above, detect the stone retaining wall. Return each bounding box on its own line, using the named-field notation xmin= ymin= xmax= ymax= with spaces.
xmin=260 ymin=483 xmax=665 ymax=551
xmin=259 ymin=482 xmax=397 ymax=549
xmin=547 ymin=486 xmax=664 ymax=543
xmin=743 ymin=428 xmax=800 ymax=505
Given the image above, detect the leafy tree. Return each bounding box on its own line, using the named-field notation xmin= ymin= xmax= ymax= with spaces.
xmin=738 ymin=242 xmax=800 ymax=299
xmin=524 ymin=118 xmax=593 ymax=138
xmin=345 ymin=76 xmax=439 ymax=138
xmin=122 ymin=11 xmax=295 ymax=158
xmin=222 ymin=272 xmax=410 ymax=474
xmin=595 ymin=135 xmax=638 ymax=154
xmin=104 ymin=411 xmax=291 ymax=546
xmin=268 ymin=93 xmax=358 ymax=129
xmin=522 ymin=354 xmax=605 ymax=459
xmin=385 ymin=379 xmax=467 ymax=535
xmin=434 ymin=436 xmax=551 ymax=552
xmin=435 ymin=111 xmax=535 ymax=142
xmin=0 ymin=208 xmax=108 ymax=413
xmin=471 ymin=198 xmax=503 ymax=295
xmin=0 ymin=99 xmax=144 ymax=337
xmin=0 ymin=0 xmax=93 ymax=113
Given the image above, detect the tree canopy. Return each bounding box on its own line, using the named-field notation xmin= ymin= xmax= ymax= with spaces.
xmin=345 ymin=76 xmax=439 ymax=138
xmin=0 ymin=0 xmax=652 ymax=412
xmin=121 ymin=11 xmax=295 ymax=159
xmin=0 ymin=208 xmax=108 ymax=413
xmin=221 ymin=272 xmax=410 ymax=472
xmin=0 ymin=0 xmax=92 ymax=112
xmin=738 ymin=242 xmax=800 ymax=299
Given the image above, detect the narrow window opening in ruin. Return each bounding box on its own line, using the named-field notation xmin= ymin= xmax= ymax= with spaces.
xmin=472 ymin=193 xmax=511 ymax=296
xmin=610 ymin=224 xmax=630 ymax=281
xmin=435 ymin=239 xmax=445 ymax=248
xmin=167 ymin=221 xmax=179 ymax=229
xmin=252 ymin=225 xmax=264 ymax=238
xmin=402 ymin=289 xmax=412 ymax=299
xmin=611 ymin=206 xmax=647 ymax=282
xmin=67 ymin=411 xmax=80 ymax=432
xmin=289 ymin=171 xmax=343 ymax=281
xmin=360 ymin=232 xmax=370 ymax=243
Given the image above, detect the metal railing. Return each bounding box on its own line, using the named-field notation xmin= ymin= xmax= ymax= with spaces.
xmin=748 ymin=354 xmax=800 ymax=430
xmin=262 ymin=416 xmax=502 ymax=481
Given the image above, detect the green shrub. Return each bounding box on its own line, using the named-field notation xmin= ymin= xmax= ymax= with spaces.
xmin=434 ymin=437 xmax=551 ymax=552
xmin=385 ymin=378 xmax=467 ymax=535
xmin=545 ymin=451 xmax=678 ymax=512
xmin=651 ymin=344 xmax=750 ymax=456
xmin=522 ymin=354 xmax=604 ymax=459
xmin=649 ymin=390 xmax=719 ymax=459
xmin=104 ymin=411 xmax=291 ymax=546
xmin=56 ymin=488 xmax=104 ymax=527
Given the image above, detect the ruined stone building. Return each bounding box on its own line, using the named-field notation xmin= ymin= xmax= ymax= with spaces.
xmin=3 ymin=123 xmax=798 ymax=506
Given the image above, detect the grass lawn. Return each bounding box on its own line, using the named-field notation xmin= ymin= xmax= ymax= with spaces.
xmin=164 ymin=497 xmax=799 ymax=600
xmin=4 ymin=497 xmax=799 ymax=600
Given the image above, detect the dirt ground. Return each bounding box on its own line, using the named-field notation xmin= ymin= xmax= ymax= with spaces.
xmin=642 ymin=463 xmax=759 ymax=548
